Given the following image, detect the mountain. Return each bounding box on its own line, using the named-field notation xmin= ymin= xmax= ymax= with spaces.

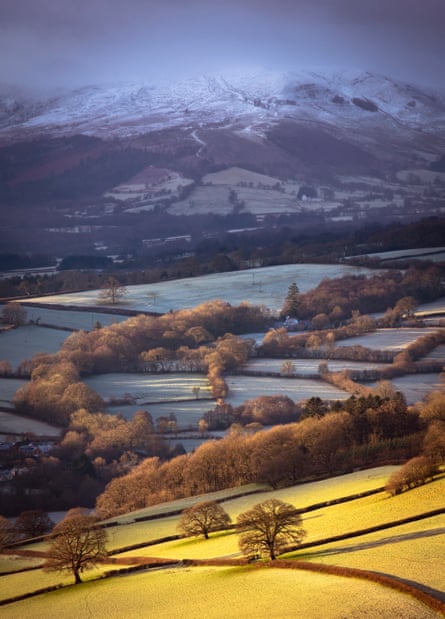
xmin=1 ymin=69 xmax=444 ymax=139
xmin=0 ymin=69 xmax=444 ymax=257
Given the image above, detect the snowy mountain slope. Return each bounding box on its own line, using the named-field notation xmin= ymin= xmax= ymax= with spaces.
xmin=1 ymin=69 xmax=444 ymax=141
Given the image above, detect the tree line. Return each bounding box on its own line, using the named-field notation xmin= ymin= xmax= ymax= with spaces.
xmin=95 ymin=390 xmax=429 ymax=519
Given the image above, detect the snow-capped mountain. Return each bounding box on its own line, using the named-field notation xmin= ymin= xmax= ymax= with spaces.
xmin=1 ymin=69 xmax=444 ymax=140
xmin=1 ymin=69 xmax=444 ymax=258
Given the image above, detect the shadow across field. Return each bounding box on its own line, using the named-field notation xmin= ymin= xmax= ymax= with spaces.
xmin=300 ymin=526 xmax=445 ymax=559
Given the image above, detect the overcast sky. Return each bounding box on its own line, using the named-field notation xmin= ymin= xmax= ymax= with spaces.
xmin=1 ymin=0 xmax=444 ymax=91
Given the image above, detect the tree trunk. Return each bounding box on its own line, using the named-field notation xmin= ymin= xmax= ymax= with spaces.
xmin=74 ymin=569 xmax=82 ymax=584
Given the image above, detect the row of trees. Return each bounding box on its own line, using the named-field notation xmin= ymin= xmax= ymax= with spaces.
xmin=280 ymin=266 xmax=442 ymax=321
xmin=385 ymin=390 xmax=445 ymax=495
xmin=95 ymin=392 xmax=427 ymax=519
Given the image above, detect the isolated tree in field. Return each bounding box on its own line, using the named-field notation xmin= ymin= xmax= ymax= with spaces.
xmin=98 ymin=277 xmax=127 ymax=305
xmin=236 ymin=499 xmax=305 ymax=560
xmin=281 ymin=282 xmax=300 ymax=319
xmin=280 ymin=360 xmax=296 ymax=376
xmin=44 ymin=513 xmax=107 ymax=584
xmin=178 ymin=501 xmax=232 ymax=539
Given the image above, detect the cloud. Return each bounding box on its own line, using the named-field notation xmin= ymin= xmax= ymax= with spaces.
xmin=1 ymin=0 xmax=444 ymax=90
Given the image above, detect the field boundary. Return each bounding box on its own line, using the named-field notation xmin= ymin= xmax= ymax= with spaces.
xmin=271 ymin=560 xmax=445 ymax=616
xmin=292 ymin=506 xmax=445 ymax=552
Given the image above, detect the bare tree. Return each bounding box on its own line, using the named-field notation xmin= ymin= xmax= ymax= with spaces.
xmin=98 ymin=277 xmax=127 ymax=305
xmin=236 ymin=499 xmax=305 ymax=560
xmin=178 ymin=500 xmax=231 ymax=539
xmin=44 ymin=513 xmax=107 ymax=584
xmin=280 ymin=360 xmax=295 ymax=376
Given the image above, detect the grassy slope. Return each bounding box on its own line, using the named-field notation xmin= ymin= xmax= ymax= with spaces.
xmin=0 ymin=566 xmax=439 ymax=619
xmin=291 ymin=513 xmax=445 ymax=592
xmin=1 ymin=467 xmax=443 ymax=617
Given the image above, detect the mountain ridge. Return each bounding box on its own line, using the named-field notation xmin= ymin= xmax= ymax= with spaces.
xmin=1 ymin=69 xmax=444 ymax=141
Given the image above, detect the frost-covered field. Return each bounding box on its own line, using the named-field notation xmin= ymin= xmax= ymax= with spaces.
xmin=422 ymin=344 xmax=445 ymax=360
xmin=106 ymin=400 xmax=215 ymax=428
xmin=22 ymin=263 xmax=379 ymax=314
xmin=370 ymin=373 xmax=444 ymax=405
xmin=85 ymin=374 xmax=348 ymax=416
xmin=243 ymin=358 xmax=389 ymax=375
xmin=84 ymin=373 xmax=211 ymax=404
xmin=416 ymin=298 xmax=445 ymax=316
xmin=0 ymin=410 xmax=60 ymax=437
xmin=355 ymin=246 xmax=445 ymax=261
xmin=0 ymin=378 xmax=29 ymax=407
xmin=19 ymin=306 xmax=128 ymax=331
xmin=0 ymin=325 xmax=70 ymax=369
xmin=335 ymin=328 xmax=440 ymax=351
xmin=224 ymin=375 xmax=348 ymax=407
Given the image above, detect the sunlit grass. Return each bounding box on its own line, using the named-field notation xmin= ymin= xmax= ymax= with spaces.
xmin=293 ymin=475 xmax=445 ymax=546
xmin=1 ymin=467 xmax=443 ymax=617
xmin=290 ymin=513 xmax=445 ymax=592
xmin=103 ymin=467 xmax=398 ymax=552
xmin=0 ymin=565 xmax=439 ymax=619
xmin=0 ymin=554 xmax=43 ymax=574
xmin=116 ymin=529 xmax=240 ymax=561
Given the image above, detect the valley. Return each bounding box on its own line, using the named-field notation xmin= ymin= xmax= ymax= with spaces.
xmin=0 ymin=67 xmax=445 ymax=617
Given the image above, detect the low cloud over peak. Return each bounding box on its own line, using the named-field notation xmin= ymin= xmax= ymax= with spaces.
xmin=1 ymin=0 xmax=444 ymax=91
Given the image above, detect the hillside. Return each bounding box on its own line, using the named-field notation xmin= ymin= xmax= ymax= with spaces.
xmin=1 ymin=69 xmax=444 ymax=256
xmin=1 ymin=468 xmax=444 ymax=618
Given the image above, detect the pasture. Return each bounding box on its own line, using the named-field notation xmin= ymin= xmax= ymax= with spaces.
xmin=106 ymin=400 xmax=215 ymax=428
xmin=1 ymin=565 xmax=438 ymax=619
xmin=22 ymin=263 xmax=380 ymax=314
xmin=0 ymin=378 xmax=29 ymax=408
xmin=21 ymin=306 xmax=128 ymax=331
xmin=371 ymin=373 xmax=445 ymax=405
xmin=354 ymin=246 xmax=445 ymax=262
xmin=295 ymin=513 xmax=445 ymax=593
xmin=1 ymin=467 xmax=443 ymax=619
xmin=0 ymin=326 xmax=69 ymax=370
xmin=243 ymin=357 xmax=389 ymax=375
xmin=84 ymin=373 xmax=211 ymax=404
xmin=0 ymin=409 xmax=60 ymax=438
xmin=335 ymin=327 xmax=441 ymax=351
xmin=224 ymin=374 xmax=348 ymax=407
xmin=83 ymin=372 xmax=349 ymax=427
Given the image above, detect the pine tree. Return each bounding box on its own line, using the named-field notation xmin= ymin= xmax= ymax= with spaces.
xmin=281 ymin=282 xmax=300 ymax=318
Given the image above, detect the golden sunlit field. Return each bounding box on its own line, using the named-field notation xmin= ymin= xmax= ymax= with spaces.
xmin=0 ymin=565 xmax=440 ymax=619
xmin=1 ymin=467 xmax=444 ymax=618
